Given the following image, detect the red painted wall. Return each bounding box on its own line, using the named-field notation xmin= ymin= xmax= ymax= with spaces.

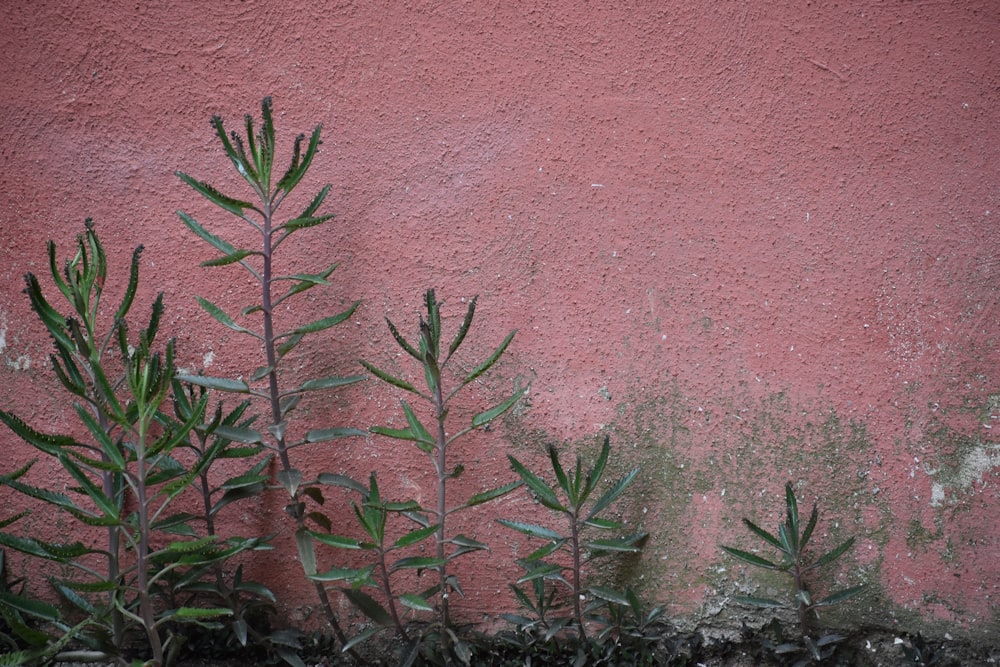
xmin=2 ymin=0 xmax=998 ymax=640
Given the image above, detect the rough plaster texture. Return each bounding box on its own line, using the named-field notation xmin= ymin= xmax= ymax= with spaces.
xmin=1 ymin=0 xmax=998 ymax=641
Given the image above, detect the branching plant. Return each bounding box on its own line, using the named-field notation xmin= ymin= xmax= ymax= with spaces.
xmin=499 ymin=436 xmax=647 ymax=642
xmin=340 ymin=289 xmax=524 ymax=659
xmin=721 ymin=481 xmax=865 ymax=664
xmin=0 ymin=223 xmax=260 ymax=666
xmin=175 ymin=97 xmax=365 ymax=653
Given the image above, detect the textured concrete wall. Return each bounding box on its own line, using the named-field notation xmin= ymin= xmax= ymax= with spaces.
xmin=1 ymin=0 xmax=998 ymax=640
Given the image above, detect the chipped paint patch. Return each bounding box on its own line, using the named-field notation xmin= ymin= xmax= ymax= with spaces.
xmin=928 ymin=442 xmax=1000 ymax=507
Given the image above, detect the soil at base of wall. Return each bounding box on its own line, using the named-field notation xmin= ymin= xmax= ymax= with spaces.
xmin=53 ymin=626 xmax=999 ymax=666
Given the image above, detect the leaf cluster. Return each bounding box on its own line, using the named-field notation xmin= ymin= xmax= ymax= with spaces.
xmin=500 ymin=436 xmax=646 ymax=640
xmin=721 ymin=481 xmax=865 ymax=653
xmin=0 ymin=225 xmax=275 ymax=666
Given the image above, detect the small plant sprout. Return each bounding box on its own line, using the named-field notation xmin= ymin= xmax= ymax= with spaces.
xmin=721 ymin=481 xmax=865 ymax=663
xmin=500 ymin=436 xmax=647 ymax=641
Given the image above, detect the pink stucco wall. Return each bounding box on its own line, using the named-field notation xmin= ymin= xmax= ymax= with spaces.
xmin=1 ymin=0 xmax=998 ymax=640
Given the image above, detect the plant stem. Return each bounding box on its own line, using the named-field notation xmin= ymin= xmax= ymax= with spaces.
xmin=570 ymin=510 xmax=586 ymax=640
xmin=433 ymin=381 xmax=450 ymax=627
xmin=257 ymin=197 xmax=356 ymax=657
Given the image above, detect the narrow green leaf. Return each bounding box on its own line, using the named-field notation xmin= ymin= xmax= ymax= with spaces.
xmin=170 ymin=607 xmax=233 ymax=620
xmin=784 ymin=482 xmax=800 ymax=550
xmin=340 ymin=589 xmax=393 ymax=626
xmin=0 ymin=411 xmax=76 ymax=452
xmin=276 ymin=124 xmax=322 ymax=193
xmin=341 ymin=625 xmax=382 ymax=653
xmin=585 ymin=468 xmax=640 ymax=522
xmin=522 ymin=539 xmax=564 ymax=562
xmin=386 ymin=317 xmax=422 ymax=361
xmin=516 ymin=562 xmax=564 ymax=584
xmin=401 ymin=401 xmax=435 ymax=447
xmin=507 ymin=455 xmax=566 ymax=512
xmin=285 ymin=302 xmax=358 ymax=337
xmin=471 ymin=387 xmax=526 ymax=428
xmin=196 ymin=296 xmax=261 ymax=338
xmin=720 ymin=546 xmax=782 ymax=570
xmin=399 ymin=593 xmax=434 ymax=612
xmin=392 ymin=523 xmax=439 ymax=549
xmin=295 ymin=529 xmax=317 ymax=576
xmin=582 ymin=435 xmax=612 ymax=500
xmin=176 ymin=211 xmax=238 ymax=256
xmin=370 ymin=425 xmax=422 ymax=443
xmin=807 ymin=536 xmax=857 ymax=571
xmin=211 ymin=425 xmax=263 ymax=444
xmin=585 ymin=534 xmax=646 ymax=553
xmin=296 ymin=375 xmax=366 ymax=393
xmin=59 ymin=456 xmax=119 ymax=522
xmin=176 ymin=374 xmax=251 ymax=393
xmin=801 ymin=503 xmax=819 ymax=551
xmin=278 ymin=214 xmax=335 ymax=232
xmin=298 ymin=184 xmax=331 ymax=219
xmin=742 ymin=518 xmax=784 ymax=551
xmin=447 ymin=296 xmax=477 ymax=359
xmin=201 ymin=249 xmax=257 ymax=267
xmin=359 ymin=360 xmax=420 ymax=395
xmin=0 ymin=591 xmax=60 ymax=621
xmin=547 ymin=445 xmax=572 ymax=500
xmin=310 ymin=566 xmax=371 ymax=583
xmin=462 ymin=330 xmax=516 ymax=385
xmin=449 ymin=534 xmax=489 ymax=554
xmin=304 ymin=427 xmax=366 ymax=443
xmin=588 ymin=586 xmax=631 ymax=606
xmin=176 ymin=173 xmax=255 ymax=216
xmin=583 ymin=517 xmax=622 ymax=530
xmin=390 ymin=556 xmax=447 ymax=572
xmin=463 ymin=481 xmax=522 ymax=508
xmin=317 ymin=473 xmax=367 ymax=494
xmin=815 ymin=585 xmax=865 ymax=607
xmin=497 ymin=519 xmax=562 ymax=541
xmin=309 ymin=532 xmax=362 ymax=550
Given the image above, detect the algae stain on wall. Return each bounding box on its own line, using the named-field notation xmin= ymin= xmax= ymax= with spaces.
xmin=573 ymin=380 xmax=895 ymax=625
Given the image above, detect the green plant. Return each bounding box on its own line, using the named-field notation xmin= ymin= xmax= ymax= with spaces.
xmin=500 ymin=435 xmax=647 ymax=642
xmin=175 ymin=97 xmax=365 ymax=655
xmin=721 ymin=481 xmax=865 ymax=665
xmin=0 ymin=223 xmax=261 ymax=666
xmin=330 ymin=289 xmax=523 ymax=662
xmin=150 ymin=382 xmax=282 ymax=662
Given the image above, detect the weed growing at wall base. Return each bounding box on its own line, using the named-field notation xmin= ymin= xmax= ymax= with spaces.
xmin=0 ymin=223 xmax=268 ymax=666
xmin=721 ymin=481 xmax=865 ymax=666
xmin=175 ymin=96 xmax=365 ymax=661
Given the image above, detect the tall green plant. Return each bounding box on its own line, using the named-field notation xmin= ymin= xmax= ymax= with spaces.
xmin=350 ymin=289 xmax=524 ymax=653
xmin=0 ymin=222 xmax=257 ymax=666
xmin=500 ymin=436 xmax=647 ymax=641
xmin=175 ymin=97 xmax=365 ymax=652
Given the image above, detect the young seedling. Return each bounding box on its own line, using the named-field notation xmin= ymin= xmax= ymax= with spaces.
xmin=175 ymin=97 xmax=365 ymax=654
xmin=500 ymin=436 xmax=647 ymax=642
xmin=721 ymin=481 xmax=865 ymax=663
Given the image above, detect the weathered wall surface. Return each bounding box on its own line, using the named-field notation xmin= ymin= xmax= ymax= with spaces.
xmin=1 ymin=0 xmax=998 ymax=640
